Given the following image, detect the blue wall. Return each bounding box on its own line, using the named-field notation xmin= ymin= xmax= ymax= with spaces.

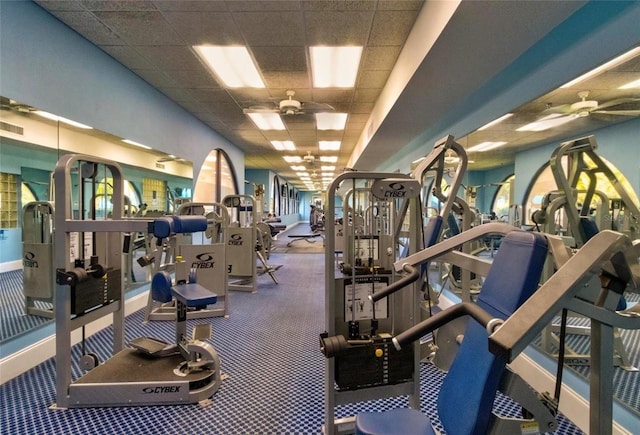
xmin=513 ymin=117 xmax=640 ymax=209
xmin=0 ymin=0 xmax=244 ymax=198
xmin=378 ymin=2 xmax=640 ymax=179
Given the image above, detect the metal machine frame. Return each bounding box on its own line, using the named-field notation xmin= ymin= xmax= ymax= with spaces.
xmin=22 ymin=200 xmax=55 ymax=318
xmin=323 ymin=170 xmax=424 ymax=434
xmin=144 ymin=201 xmax=230 ymax=321
xmin=549 ymin=135 xmax=640 ymax=246
xmin=223 ymin=194 xmax=277 ymax=291
xmin=51 ymin=154 xmax=221 ymax=409
xmin=488 ymin=231 xmax=640 ymax=435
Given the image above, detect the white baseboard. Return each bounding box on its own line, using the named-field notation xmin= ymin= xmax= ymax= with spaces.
xmin=0 ymin=290 xmax=149 ymax=385
xmin=0 ymin=260 xmax=22 ymax=273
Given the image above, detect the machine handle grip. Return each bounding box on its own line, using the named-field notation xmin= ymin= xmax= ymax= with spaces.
xmin=392 ymin=302 xmax=502 ymax=351
xmin=368 ymin=264 xmax=420 ymax=303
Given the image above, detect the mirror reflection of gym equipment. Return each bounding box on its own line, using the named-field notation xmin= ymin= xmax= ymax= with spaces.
xmin=223 ymin=194 xmax=279 ymax=292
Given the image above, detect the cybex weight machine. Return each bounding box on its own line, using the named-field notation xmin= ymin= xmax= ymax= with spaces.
xmin=51 ymin=154 xmax=222 ymax=409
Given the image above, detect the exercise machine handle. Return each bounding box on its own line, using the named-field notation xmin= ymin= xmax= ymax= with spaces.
xmin=392 ymin=302 xmax=502 ymax=351
xmin=368 ymin=264 xmax=420 ymax=303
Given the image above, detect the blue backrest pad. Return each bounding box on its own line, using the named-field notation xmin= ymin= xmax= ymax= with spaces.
xmin=437 ymin=231 xmax=548 ymax=435
xmin=424 ymin=216 xmax=443 ymax=248
xmin=171 ymin=215 xmax=208 ymax=234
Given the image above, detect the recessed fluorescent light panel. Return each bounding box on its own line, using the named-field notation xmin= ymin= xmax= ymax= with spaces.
xmin=310 ymin=46 xmax=363 ymax=88
xmin=316 ymin=113 xmax=348 ymax=130
xmin=560 ymin=46 xmax=640 ymax=88
xmin=271 ymin=141 xmax=296 ymax=151
xmin=321 ymin=165 xmax=335 ymax=171
xmin=248 ymin=112 xmax=286 ymax=130
xmin=619 ymin=78 xmax=640 ymax=89
xmin=467 ymin=141 xmax=507 ymax=152
xmin=193 ymin=45 xmax=265 ymax=88
xmin=34 ymin=111 xmax=93 ymax=129
xmin=320 ymin=156 xmax=338 ymax=163
xmin=516 ymin=114 xmax=577 ymax=132
xmin=290 ymin=165 xmax=306 ymax=171
xmin=122 ymin=139 xmax=152 ymax=149
xmin=319 ymin=141 xmax=341 ymax=151
xmin=477 ymin=113 xmax=513 ymax=131
xmin=283 ymin=156 xmax=302 ymax=163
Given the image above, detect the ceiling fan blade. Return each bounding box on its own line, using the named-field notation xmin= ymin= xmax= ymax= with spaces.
xmin=300 ymin=101 xmax=335 ymax=113
xmin=593 ymin=109 xmax=640 ymax=116
xmin=541 ymin=103 xmax=573 ymax=115
xmin=594 ymin=97 xmax=640 ymax=111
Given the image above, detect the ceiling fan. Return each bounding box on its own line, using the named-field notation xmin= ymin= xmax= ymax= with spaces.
xmin=243 ymin=90 xmax=334 ymax=116
xmin=302 ymin=151 xmax=317 ymax=166
xmin=544 ymin=91 xmax=640 ymax=118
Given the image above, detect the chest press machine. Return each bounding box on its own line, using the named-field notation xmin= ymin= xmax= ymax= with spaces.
xmin=51 ymin=154 xmax=222 ymax=409
xmin=335 ymin=228 xmax=639 ymax=435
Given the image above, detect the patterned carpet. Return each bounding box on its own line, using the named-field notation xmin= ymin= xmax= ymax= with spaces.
xmin=0 ymin=251 xmax=587 ymax=434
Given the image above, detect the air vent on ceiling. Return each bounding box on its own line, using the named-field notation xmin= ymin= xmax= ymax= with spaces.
xmin=0 ymin=121 xmax=24 ymax=135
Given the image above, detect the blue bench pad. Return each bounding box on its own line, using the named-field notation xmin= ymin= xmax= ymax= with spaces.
xmin=171 ymin=283 xmax=218 ymax=306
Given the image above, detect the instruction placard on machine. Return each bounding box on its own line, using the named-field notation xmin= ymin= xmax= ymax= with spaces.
xmin=343 ymin=275 xmax=389 ymax=321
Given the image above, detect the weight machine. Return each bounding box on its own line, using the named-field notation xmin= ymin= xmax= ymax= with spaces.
xmin=51 ymin=154 xmax=222 ymax=409
xmin=22 ymin=201 xmax=55 ymax=317
xmin=144 ymin=201 xmax=230 ymax=321
xmin=533 ymin=135 xmax=640 ymax=370
xmin=321 ymin=169 xmax=424 ymax=434
xmin=537 ymin=135 xmax=640 ymax=246
xmin=354 ymin=229 xmax=639 ymax=435
xmin=223 ymin=194 xmax=278 ymax=291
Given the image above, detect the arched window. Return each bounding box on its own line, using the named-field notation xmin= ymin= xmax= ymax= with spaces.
xmin=194 ymin=149 xmax=239 ymax=203
xmin=490 ymin=175 xmax=515 ymax=220
xmin=21 ymin=182 xmax=37 ymax=204
xmin=273 ymin=176 xmax=281 ymax=216
xmin=281 ymin=183 xmax=288 ymax=215
xmin=523 ymin=155 xmax=638 ymax=225
xmin=95 ymin=178 xmax=141 ymax=217
xmin=289 ymin=188 xmax=294 ymax=215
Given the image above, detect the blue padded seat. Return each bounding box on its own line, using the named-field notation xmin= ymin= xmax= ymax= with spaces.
xmin=356 ymin=231 xmax=548 ymax=435
xmin=172 ymin=283 xmax=218 ymax=307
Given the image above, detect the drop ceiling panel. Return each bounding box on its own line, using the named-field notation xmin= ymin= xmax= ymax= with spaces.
xmin=92 ymin=11 xmax=183 ymax=45
xmin=303 ymin=10 xmax=375 ymax=45
xmin=33 ymin=0 xmax=639 ymax=187
xmin=161 ymin=12 xmax=243 ymax=45
xmin=369 ymin=10 xmax=421 ymax=46
xmin=234 ymin=12 xmax=306 ymax=46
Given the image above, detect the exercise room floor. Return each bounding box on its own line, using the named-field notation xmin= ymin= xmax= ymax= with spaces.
xmin=1 ymin=228 xmax=586 ymax=434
